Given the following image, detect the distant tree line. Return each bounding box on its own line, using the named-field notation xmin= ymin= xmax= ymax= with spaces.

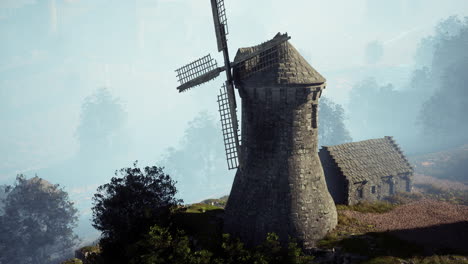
xmin=348 ymin=16 xmax=468 ymax=153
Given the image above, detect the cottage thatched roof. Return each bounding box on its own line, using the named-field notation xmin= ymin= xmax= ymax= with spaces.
xmin=321 ymin=136 xmax=413 ymax=183
xmin=233 ymin=33 xmax=326 ymax=86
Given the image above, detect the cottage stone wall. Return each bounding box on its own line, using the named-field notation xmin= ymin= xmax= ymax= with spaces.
xmin=224 ymin=84 xmax=338 ymax=248
xmin=345 ymin=174 xmax=412 ymax=205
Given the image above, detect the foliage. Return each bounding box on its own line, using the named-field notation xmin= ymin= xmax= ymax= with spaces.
xmin=86 ymin=200 xmax=312 ymax=264
xmin=415 ymin=16 xmax=468 ymax=149
xmin=0 ymin=175 xmax=79 ymax=264
xmin=91 ymin=162 xmax=182 ymax=263
xmin=130 ymin=225 xmax=214 ymax=264
xmin=348 ymin=15 xmax=468 ymax=153
xmin=418 ymin=57 xmax=468 ymax=147
xmin=347 ymin=78 xmax=413 ymax=143
xmin=318 ymin=97 xmax=352 ymax=147
xmin=130 ymin=226 xmax=313 ymax=264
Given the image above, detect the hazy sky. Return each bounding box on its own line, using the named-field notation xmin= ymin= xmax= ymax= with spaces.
xmin=1 ymin=0 xmax=468 ymax=243
xmin=2 ymin=0 xmax=468 ymax=181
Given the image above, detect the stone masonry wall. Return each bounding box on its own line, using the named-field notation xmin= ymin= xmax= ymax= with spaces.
xmin=224 ymin=84 xmax=337 ymax=249
xmin=346 ymin=174 xmax=413 ymax=205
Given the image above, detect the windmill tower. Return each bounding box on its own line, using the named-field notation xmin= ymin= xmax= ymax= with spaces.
xmin=175 ymin=0 xmax=337 ymax=248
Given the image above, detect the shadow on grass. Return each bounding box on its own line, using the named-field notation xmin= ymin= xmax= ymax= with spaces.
xmin=337 ymin=221 xmax=468 ymax=258
xmin=171 ymin=206 xmax=225 ymax=251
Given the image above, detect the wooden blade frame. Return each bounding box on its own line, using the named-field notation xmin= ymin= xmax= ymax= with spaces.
xmin=211 ymin=0 xmax=242 ymax=167
xmin=211 ymin=0 xmax=229 ymax=52
xmin=176 ymin=66 xmax=225 ymax=92
xmin=175 ymin=54 xmax=218 ymax=88
xmin=217 ymin=84 xmax=240 ymax=169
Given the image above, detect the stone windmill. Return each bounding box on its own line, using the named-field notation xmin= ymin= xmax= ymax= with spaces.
xmin=175 ymin=0 xmax=337 ymax=248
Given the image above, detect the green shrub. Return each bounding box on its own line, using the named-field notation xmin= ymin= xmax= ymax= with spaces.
xmin=130 ymin=225 xmax=313 ymax=264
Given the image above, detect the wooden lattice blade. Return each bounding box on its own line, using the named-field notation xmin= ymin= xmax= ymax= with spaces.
xmin=175 ymin=54 xmax=218 ymax=84
xmin=211 ymin=0 xmax=228 ymax=52
xmin=217 ymin=84 xmax=241 ymax=170
xmin=177 ymin=66 xmax=225 ymax=92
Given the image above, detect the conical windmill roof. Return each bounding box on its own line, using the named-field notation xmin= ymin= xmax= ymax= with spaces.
xmin=233 ymin=33 xmax=326 ymax=86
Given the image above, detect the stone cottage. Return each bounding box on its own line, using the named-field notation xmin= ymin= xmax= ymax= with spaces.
xmin=319 ymin=136 xmax=413 ymax=205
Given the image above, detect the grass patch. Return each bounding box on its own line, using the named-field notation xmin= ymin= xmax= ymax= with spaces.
xmin=336 ymin=201 xmax=397 ymax=213
xmin=183 ymin=203 xmax=224 ymax=213
xmin=317 ymin=211 xmax=376 ymax=249
xmin=200 ymin=195 xmax=228 ymax=208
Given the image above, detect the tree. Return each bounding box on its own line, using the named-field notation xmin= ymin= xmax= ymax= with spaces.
xmin=91 ymin=162 xmax=182 ymax=263
xmin=76 ymin=87 xmax=126 ymax=157
xmin=417 ymin=16 xmax=468 ymax=149
xmin=161 ymin=111 xmax=233 ymax=202
xmin=318 ymin=97 xmax=352 ymax=147
xmin=0 ymin=175 xmax=79 ymax=264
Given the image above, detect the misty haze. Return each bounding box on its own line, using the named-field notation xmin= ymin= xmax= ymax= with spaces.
xmin=1 ymin=0 xmax=467 ymax=263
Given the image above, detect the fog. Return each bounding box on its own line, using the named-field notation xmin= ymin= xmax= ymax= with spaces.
xmin=1 ymin=0 xmax=468 ymax=247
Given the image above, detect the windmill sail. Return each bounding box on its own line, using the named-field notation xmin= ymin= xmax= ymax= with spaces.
xmin=211 ymin=0 xmax=229 ymax=52
xmin=217 ymin=84 xmax=240 ymax=169
xmin=174 ymin=0 xmax=241 ymax=170
xmin=175 ymin=54 xmax=224 ymax=92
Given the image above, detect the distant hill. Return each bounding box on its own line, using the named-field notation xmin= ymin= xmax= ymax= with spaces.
xmin=199 ymin=195 xmax=229 ymax=208
xmin=408 ymin=144 xmax=468 ymax=183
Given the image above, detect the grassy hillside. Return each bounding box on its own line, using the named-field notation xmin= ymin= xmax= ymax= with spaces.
xmin=69 ymin=189 xmax=468 ymax=264
xmin=409 ymin=144 xmax=468 ymax=182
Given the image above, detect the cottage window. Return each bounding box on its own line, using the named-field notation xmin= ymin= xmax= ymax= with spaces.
xmin=389 ymin=181 xmax=394 ymax=195
xmin=371 ymin=186 xmax=376 ymax=194
xmin=358 ymin=188 xmax=363 ymax=199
